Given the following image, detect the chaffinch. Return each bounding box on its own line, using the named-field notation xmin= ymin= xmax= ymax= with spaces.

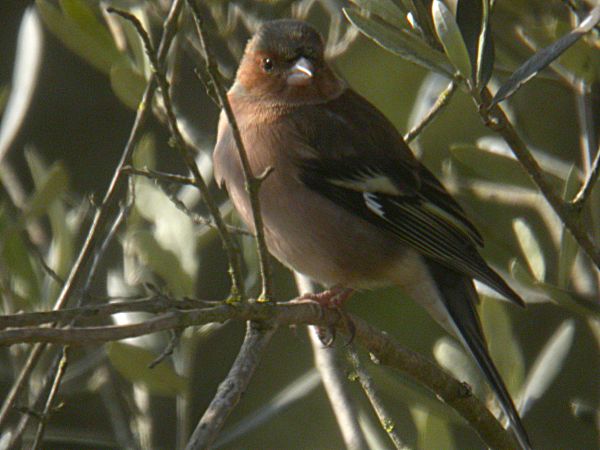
xmin=213 ymin=19 xmax=530 ymax=449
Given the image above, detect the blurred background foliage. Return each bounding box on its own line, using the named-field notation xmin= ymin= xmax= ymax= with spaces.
xmin=0 ymin=0 xmax=599 ymax=448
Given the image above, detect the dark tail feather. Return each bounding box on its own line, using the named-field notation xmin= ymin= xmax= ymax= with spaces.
xmin=463 ymin=322 xmax=532 ymax=450
xmin=426 ymin=260 xmax=532 ymax=450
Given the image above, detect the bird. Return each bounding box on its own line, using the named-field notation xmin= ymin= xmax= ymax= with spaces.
xmin=213 ymin=19 xmax=531 ymax=449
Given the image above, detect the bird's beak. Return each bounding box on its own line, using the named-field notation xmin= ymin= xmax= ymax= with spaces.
xmin=286 ymin=57 xmax=314 ymax=86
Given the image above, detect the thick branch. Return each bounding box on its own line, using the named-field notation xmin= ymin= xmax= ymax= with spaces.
xmin=185 ymin=321 xmax=276 ymax=449
xmin=0 ymin=300 xmax=518 ymax=449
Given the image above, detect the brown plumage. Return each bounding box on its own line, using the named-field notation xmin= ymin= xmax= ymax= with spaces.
xmin=213 ymin=19 xmax=531 ymax=449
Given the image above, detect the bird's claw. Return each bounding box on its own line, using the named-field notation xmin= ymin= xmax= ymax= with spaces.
xmin=293 ymin=287 xmax=356 ymax=346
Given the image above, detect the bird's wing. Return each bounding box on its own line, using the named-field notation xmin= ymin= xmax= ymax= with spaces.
xmin=295 ymin=89 xmax=523 ymax=306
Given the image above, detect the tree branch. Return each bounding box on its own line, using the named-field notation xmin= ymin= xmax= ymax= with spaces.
xmin=478 ymin=87 xmax=600 ymax=269
xmin=185 ymin=321 xmax=276 ymax=449
xmin=572 ymin=141 xmax=600 ymax=208
xmin=0 ymin=2 xmax=188 ymax=431
xmin=295 ymin=273 xmax=368 ymax=450
xmin=404 ymin=79 xmax=457 ymax=143
xmin=347 ymin=346 xmax=410 ymax=450
xmin=0 ymin=300 xmax=518 ymax=449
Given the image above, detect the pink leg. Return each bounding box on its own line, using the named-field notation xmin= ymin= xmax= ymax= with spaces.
xmin=293 ymin=286 xmax=356 ymax=347
xmin=297 ymin=286 xmax=354 ymax=309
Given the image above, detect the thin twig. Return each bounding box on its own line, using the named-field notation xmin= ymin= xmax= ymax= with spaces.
xmin=108 ymin=6 xmax=245 ymax=301
xmin=187 ymin=0 xmax=274 ymax=302
xmin=31 ymin=347 xmax=69 ymax=450
xmin=347 ymin=346 xmax=410 ymax=450
xmin=185 ymin=321 xmax=276 ymax=449
xmin=0 ymin=1 xmax=186 ymax=430
xmin=479 ymin=87 xmax=600 ymax=269
xmin=123 ymin=166 xmax=196 ymax=186
xmin=0 ymin=300 xmax=518 ymax=449
xmin=574 ymin=80 xmax=596 ymax=173
xmin=404 ymin=80 xmax=457 ymax=143
xmin=125 ymin=165 xmax=250 ymax=235
xmin=295 ymin=273 xmax=368 ymax=450
xmin=0 ymin=296 xmax=211 ymax=328
xmin=572 ymin=141 xmax=600 ymax=208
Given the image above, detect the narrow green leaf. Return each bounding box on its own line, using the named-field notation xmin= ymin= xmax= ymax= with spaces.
xmin=0 ymin=208 xmax=41 ymax=308
xmin=481 ymin=298 xmax=525 ymax=395
xmin=450 ymin=144 xmax=534 ymax=187
xmin=510 ymin=259 xmax=600 ymax=317
xmin=431 ymin=0 xmax=473 ymax=82
xmin=433 ymin=337 xmax=485 ymax=398
xmin=107 ymin=342 xmax=188 ymax=396
xmin=110 ymin=59 xmax=146 ymax=109
xmin=344 ymin=8 xmax=453 ymax=76
xmin=216 ymin=370 xmax=321 ymax=447
xmin=518 ymin=320 xmax=575 ymax=416
xmin=126 ymin=230 xmax=194 ymax=297
xmin=23 ymin=163 xmax=69 ymax=222
xmin=412 ymin=406 xmax=456 ymax=450
xmin=60 ymin=0 xmax=115 ymax=51
xmin=351 ymin=0 xmax=407 ymax=23
xmin=557 ymin=165 xmax=580 ymax=288
xmin=513 ymin=217 xmax=546 ymax=282
xmin=36 ymin=0 xmax=120 ymax=74
xmin=491 ymin=5 xmax=600 ymax=106
xmin=456 ymin=0 xmax=494 ymax=87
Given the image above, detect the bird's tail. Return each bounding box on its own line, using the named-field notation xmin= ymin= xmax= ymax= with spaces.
xmin=424 ymin=259 xmax=532 ymax=450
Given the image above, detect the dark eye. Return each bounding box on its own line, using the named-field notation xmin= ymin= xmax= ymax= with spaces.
xmin=262 ymin=58 xmax=274 ymax=72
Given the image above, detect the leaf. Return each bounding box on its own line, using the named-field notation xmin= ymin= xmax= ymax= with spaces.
xmin=36 ymin=0 xmax=121 ymax=74
xmin=456 ymin=0 xmax=494 ymax=87
xmin=517 ymin=320 xmax=575 ymax=416
xmin=432 ymin=0 xmax=473 ymax=82
xmin=344 ymin=8 xmax=454 ymax=77
xmin=24 ymin=150 xmax=74 ymax=304
xmin=491 ymin=5 xmax=600 ymax=106
xmin=107 ymin=342 xmax=188 ymax=396
xmin=0 ymin=208 xmax=41 ymax=308
xmin=433 ymin=337 xmax=485 ymax=398
xmin=126 ymin=230 xmax=194 ymax=297
xmin=510 ymin=259 xmax=600 ymax=318
xmin=23 ymin=162 xmax=69 ymax=222
xmin=216 ymin=370 xmax=321 ymax=447
xmin=0 ymin=7 xmax=43 ymax=164
xmin=481 ymin=298 xmax=525 ymax=395
xmin=450 ymin=144 xmax=534 ymax=188
xmin=110 ymin=59 xmax=146 ymax=109
xmin=411 ymin=406 xmax=456 ymax=450
xmin=350 ymin=0 xmax=407 ymax=24
xmin=513 ymin=217 xmax=546 ymax=282
xmin=60 ymin=0 xmax=116 ymax=51
xmin=557 ymin=166 xmax=580 ymax=288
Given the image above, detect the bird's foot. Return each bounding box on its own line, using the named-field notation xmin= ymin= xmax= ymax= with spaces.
xmin=293 ymin=287 xmax=355 ymax=346
xmin=297 ymin=286 xmax=354 ymax=308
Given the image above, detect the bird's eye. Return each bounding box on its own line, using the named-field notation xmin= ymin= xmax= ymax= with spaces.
xmin=262 ymin=58 xmax=274 ymax=72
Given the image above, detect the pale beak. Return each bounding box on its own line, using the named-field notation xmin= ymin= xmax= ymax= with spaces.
xmin=286 ymin=57 xmax=314 ymax=86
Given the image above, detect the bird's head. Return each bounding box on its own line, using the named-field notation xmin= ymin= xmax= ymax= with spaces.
xmin=232 ymin=20 xmax=344 ymax=106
